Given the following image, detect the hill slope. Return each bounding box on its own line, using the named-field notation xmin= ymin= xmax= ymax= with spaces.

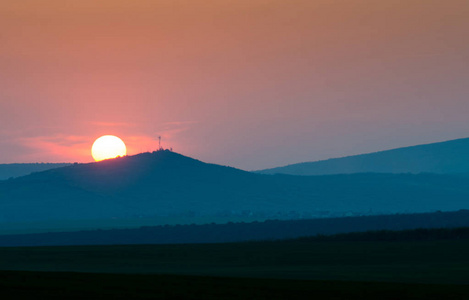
xmin=1 ymin=150 xmax=469 ymax=227
xmin=257 ymin=137 xmax=469 ymax=175
xmin=0 ymin=163 xmax=71 ymax=180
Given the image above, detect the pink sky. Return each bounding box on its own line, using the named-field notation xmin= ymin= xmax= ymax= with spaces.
xmin=1 ymin=0 xmax=469 ymax=169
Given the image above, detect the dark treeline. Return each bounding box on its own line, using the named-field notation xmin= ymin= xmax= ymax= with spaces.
xmin=2 ymin=210 xmax=469 ymax=247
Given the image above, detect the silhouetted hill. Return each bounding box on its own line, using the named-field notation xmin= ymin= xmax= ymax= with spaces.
xmin=257 ymin=137 xmax=469 ymax=175
xmin=2 ymin=150 xmax=469 ymax=228
xmin=2 ymin=210 xmax=469 ymax=247
xmin=0 ymin=163 xmax=71 ymax=180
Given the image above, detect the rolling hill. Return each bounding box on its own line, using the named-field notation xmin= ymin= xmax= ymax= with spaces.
xmin=256 ymin=137 xmax=469 ymax=175
xmin=1 ymin=150 xmax=469 ymax=231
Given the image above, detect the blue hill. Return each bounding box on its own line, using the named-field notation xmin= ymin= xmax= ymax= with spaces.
xmin=257 ymin=137 xmax=469 ymax=175
xmin=1 ymin=150 xmax=469 ymax=231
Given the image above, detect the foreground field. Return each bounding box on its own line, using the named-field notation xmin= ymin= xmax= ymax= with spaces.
xmin=1 ymin=271 xmax=469 ymax=300
xmin=2 ymin=235 xmax=469 ymax=284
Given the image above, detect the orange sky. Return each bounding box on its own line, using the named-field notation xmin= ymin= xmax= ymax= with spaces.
xmin=1 ymin=0 xmax=469 ymax=169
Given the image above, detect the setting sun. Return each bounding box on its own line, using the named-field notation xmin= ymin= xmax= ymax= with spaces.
xmin=91 ymin=135 xmax=127 ymax=162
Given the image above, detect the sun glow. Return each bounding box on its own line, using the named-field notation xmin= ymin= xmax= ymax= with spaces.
xmin=91 ymin=135 xmax=127 ymax=162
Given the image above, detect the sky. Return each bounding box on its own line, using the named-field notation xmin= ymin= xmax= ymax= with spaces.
xmin=1 ymin=0 xmax=469 ymax=170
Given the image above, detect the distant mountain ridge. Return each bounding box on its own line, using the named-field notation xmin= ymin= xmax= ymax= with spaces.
xmin=0 ymin=163 xmax=71 ymax=180
xmin=2 ymin=150 xmax=469 ymax=232
xmin=256 ymin=137 xmax=469 ymax=175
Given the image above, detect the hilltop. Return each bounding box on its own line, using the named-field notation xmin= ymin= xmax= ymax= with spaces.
xmin=257 ymin=137 xmax=469 ymax=175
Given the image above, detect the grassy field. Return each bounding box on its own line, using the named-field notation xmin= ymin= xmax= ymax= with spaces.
xmin=1 ymin=237 xmax=469 ymax=285
xmin=1 ymin=270 xmax=469 ymax=299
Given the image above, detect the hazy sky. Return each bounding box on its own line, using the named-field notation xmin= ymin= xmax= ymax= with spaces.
xmin=1 ymin=0 xmax=469 ymax=170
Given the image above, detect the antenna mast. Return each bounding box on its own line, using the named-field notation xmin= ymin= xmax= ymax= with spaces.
xmin=158 ymin=136 xmax=162 ymax=150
